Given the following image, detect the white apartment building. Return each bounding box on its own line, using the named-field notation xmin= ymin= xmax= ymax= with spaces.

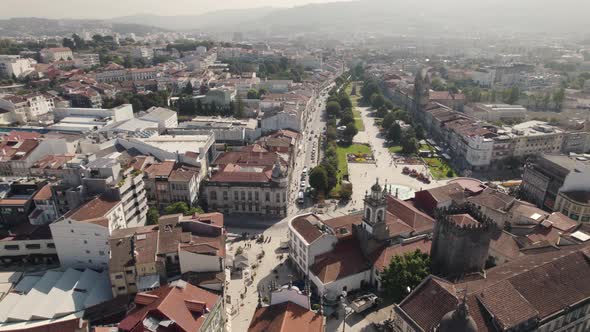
xmin=74 ymin=53 xmax=100 ymax=69
xmin=131 ymin=46 xmax=153 ymax=60
xmin=0 ymin=55 xmax=36 ymax=78
xmin=471 ymin=69 xmax=496 ymax=87
xmin=40 ymin=47 xmax=73 ymax=63
xmin=467 ymin=103 xmax=527 ymax=123
xmin=53 ymin=104 xmax=134 ymax=123
xmin=288 ymin=214 xmax=338 ymax=276
xmin=0 ymin=93 xmax=54 ymax=123
xmin=50 ymin=195 xmax=126 ymax=269
xmin=506 ymin=121 xmax=565 ymax=157
xmin=82 ymin=153 xmax=148 ymax=228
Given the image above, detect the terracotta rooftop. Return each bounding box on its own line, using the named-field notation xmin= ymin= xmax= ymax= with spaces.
xmin=398 ymin=242 xmax=590 ymax=331
xmin=33 ymin=183 xmax=52 ymax=201
xmin=0 ymin=139 xmax=40 ymax=162
xmin=321 ymin=213 xmax=362 ymax=239
xmin=291 ymin=215 xmax=324 ymax=244
xmin=310 ymin=239 xmax=370 ymax=283
xmin=386 ymin=195 xmax=435 ymax=234
xmin=118 ymin=281 xmax=220 ymax=332
xmin=467 ymin=187 xmax=515 ymax=211
xmin=31 ymin=154 xmax=75 ymax=170
xmin=546 ymin=212 xmax=578 ymax=232
xmin=248 ymin=301 xmax=324 ymax=332
xmin=371 ymin=237 xmax=432 ymax=272
xmin=64 ymin=195 xmax=121 ymax=226
xmin=489 ymin=231 xmax=521 ymax=261
xmin=169 ymin=168 xmax=197 ymax=182
xmin=144 ymin=161 xmax=175 ymax=179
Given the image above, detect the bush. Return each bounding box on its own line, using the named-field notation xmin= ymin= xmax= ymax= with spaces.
xmin=311 ymin=303 xmax=320 ymax=311
xmin=446 ymin=169 xmax=454 ymax=178
xmin=339 ymin=184 xmax=353 ymax=201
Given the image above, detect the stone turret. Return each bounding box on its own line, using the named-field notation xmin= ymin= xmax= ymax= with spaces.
xmin=271 ymin=156 xmax=288 ymax=188
xmin=356 ymin=178 xmax=390 ymax=256
xmin=430 ymin=204 xmax=500 ymax=279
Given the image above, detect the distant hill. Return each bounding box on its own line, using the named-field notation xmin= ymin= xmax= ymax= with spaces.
xmin=110 ymin=0 xmax=590 ymax=36
xmin=248 ymin=0 xmax=590 ymax=36
xmin=110 ymin=7 xmax=278 ymax=31
xmin=0 ymin=17 xmax=167 ymax=37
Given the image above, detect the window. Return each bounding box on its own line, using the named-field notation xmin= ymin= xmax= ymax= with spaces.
xmin=117 ymin=286 xmax=126 ymax=291
xmin=248 ymin=192 xmax=252 ymax=200
xmin=283 ymin=192 xmax=286 ymax=202
xmin=17 ymin=208 xmax=24 ymax=213
xmin=115 ymin=274 xmax=124 ymax=280
xmin=129 ymin=282 xmax=136 ymax=286
xmin=25 ymin=244 xmax=41 ymax=250
xmin=276 ymin=193 xmax=281 ymax=203
xmin=223 ymin=191 xmax=228 ymax=200
xmin=210 ymin=191 xmax=217 ymax=200
xmin=126 ymin=270 xmax=134 ymax=275
xmin=85 ymin=250 xmax=90 ymax=254
xmin=99 ymin=250 xmax=105 ymax=256
xmin=83 ymin=240 xmax=87 ymax=244
xmin=234 ymin=192 xmax=238 ymax=200
xmin=255 ymin=192 xmax=259 ymax=201
xmin=47 ymin=243 xmax=55 ymax=248
xmin=241 ymin=191 xmax=246 ymax=200
xmin=4 ymin=245 xmax=19 ymax=250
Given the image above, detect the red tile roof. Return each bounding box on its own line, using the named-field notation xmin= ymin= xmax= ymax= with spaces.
xmin=33 ymin=183 xmax=52 ymax=201
xmin=64 ymin=195 xmax=120 ymax=227
xmin=321 ymin=213 xmax=362 ymax=239
xmin=310 ymin=239 xmax=370 ymax=283
xmin=291 ymin=215 xmax=323 ymax=244
xmin=489 ymin=231 xmax=521 ymax=261
xmin=118 ymin=282 xmax=220 ymax=332
xmin=386 ymin=195 xmax=435 ymax=234
xmin=248 ymin=301 xmax=324 ymax=332
xmin=371 ymin=237 xmax=432 ymax=272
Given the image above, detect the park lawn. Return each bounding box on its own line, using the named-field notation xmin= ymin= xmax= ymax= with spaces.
xmin=353 ymin=109 xmax=365 ymax=131
xmin=345 ymin=84 xmax=362 ymax=107
xmin=388 ymin=145 xmax=403 ymax=153
xmin=424 ymin=157 xmax=458 ymax=180
xmin=329 ymin=143 xmax=372 ymax=197
xmin=419 ymin=144 xmax=435 ymax=152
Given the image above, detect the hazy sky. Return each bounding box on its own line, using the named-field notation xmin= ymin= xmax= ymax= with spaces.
xmin=0 ymin=0 xmax=343 ymax=19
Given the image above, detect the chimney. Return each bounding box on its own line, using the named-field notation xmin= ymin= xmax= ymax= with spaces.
xmin=185 ymin=300 xmax=208 ymax=315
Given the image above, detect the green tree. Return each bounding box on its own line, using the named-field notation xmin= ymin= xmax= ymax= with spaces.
xmin=183 ymin=82 xmax=194 ymax=95
xmin=381 ymin=250 xmax=431 ymax=302
xmin=326 ymin=101 xmax=341 ymax=118
xmin=351 ymin=85 xmax=357 ymax=96
xmin=72 ymin=33 xmax=85 ymax=50
xmin=382 ymin=112 xmax=395 ymax=130
xmin=505 ymin=86 xmax=520 ymax=105
xmin=309 ymin=165 xmax=328 ymax=193
xmin=342 ymin=123 xmax=358 ymax=143
xmin=370 ymin=94 xmax=386 ymax=109
xmin=431 ymin=78 xmax=447 ymax=91
xmin=388 ymin=123 xmax=402 ymax=143
xmin=163 ymin=202 xmax=204 ymax=216
xmin=401 ymin=133 xmax=418 ymax=154
xmin=361 ymin=80 xmax=381 ymax=101
xmin=339 ymin=108 xmax=354 ymax=126
xmin=146 ymin=207 xmax=160 ymax=225
xmin=234 ymin=95 xmax=245 ymax=118
xmin=339 ymin=93 xmax=353 ymax=110
xmin=552 ymin=88 xmax=565 ymax=111
xmin=375 ymin=106 xmax=388 ymax=118
xmin=62 ymin=37 xmax=75 ymax=50
xmin=384 ymin=100 xmax=394 ymax=110
xmin=247 ymin=89 xmax=259 ymax=99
